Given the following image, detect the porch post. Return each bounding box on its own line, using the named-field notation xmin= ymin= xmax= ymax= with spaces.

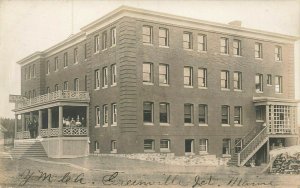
xmin=266 ymin=139 xmax=270 ymax=163
xmin=14 ymin=114 xmax=18 ymax=139
xmin=59 ymin=106 xmax=63 ymax=137
xmin=21 ymin=114 xmax=25 ymax=139
xmin=48 ymin=108 xmax=52 ymax=138
xmin=38 ymin=110 xmax=42 ymax=136
xmin=86 ymin=106 xmax=89 ymax=136
xmin=266 ymin=105 xmax=269 ymax=133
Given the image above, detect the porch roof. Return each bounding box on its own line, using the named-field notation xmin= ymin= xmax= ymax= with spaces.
xmin=253 ymin=97 xmax=299 ymax=106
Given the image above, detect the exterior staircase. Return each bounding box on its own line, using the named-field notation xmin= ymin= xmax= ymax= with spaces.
xmin=12 ymin=139 xmax=47 ymax=158
xmin=228 ymin=125 xmax=268 ymax=166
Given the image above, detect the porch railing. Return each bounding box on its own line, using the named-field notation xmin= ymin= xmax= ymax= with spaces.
xmin=63 ymin=127 xmax=88 ymax=136
xmin=15 ymin=90 xmax=90 ymax=109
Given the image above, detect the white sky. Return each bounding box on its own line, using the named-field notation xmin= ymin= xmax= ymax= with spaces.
xmin=0 ymin=0 xmax=299 ymax=118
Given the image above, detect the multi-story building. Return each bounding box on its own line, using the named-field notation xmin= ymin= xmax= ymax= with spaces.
xmin=11 ymin=6 xmax=299 ymax=166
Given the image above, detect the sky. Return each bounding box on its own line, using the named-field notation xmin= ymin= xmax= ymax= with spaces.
xmin=0 ymin=0 xmax=299 ymax=118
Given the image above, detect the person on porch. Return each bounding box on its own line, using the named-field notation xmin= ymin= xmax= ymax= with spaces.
xmin=33 ymin=118 xmax=38 ymax=138
xmin=28 ymin=120 xmax=34 ymax=138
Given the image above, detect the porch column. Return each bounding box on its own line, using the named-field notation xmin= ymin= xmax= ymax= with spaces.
xmin=21 ymin=114 xmax=25 ymax=139
xmin=86 ymin=106 xmax=89 ymax=136
xmin=14 ymin=114 xmax=18 ymax=139
xmin=38 ymin=110 xmax=42 ymax=136
xmin=266 ymin=105 xmax=269 ymax=133
xmin=48 ymin=108 xmax=52 ymax=138
xmin=59 ymin=106 xmax=63 ymax=137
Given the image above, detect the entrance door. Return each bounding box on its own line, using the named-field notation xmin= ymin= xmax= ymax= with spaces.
xmin=185 ymin=139 xmax=194 ymax=153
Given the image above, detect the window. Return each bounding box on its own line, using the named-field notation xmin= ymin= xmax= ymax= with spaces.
xmin=103 ymin=105 xmax=108 ymax=126
xmin=144 ymin=139 xmax=155 ymax=151
xmin=143 ymin=63 xmax=153 ymax=84
xmin=160 ymin=139 xmax=170 ymax=152
xmin=234 ymin=138 xmax=243 ymax=153
xmin=94 ymin=141 xmax=99 ymax=153
xmin=32 ymin=64 xmax=36 ymax=78
xmin=111 ymin=64 xmax=117 ymax=86
xmin=112 ymin=103 xmax=117 ymax=125
xmin=198 ymin=68 xmax=207 ymax=88
xmin=159 ymin=28 xmax=169 ymax=47
xmin=256 ymin=106 xmax=264 ymax=122
xmin=54 ymin=57 xmax=58 ymax=71
xmin=234 ymin=106 xmax=242 ymax=125
xmin=233 ymin=72 xmax=242 ymax=90
xmin=46 ymin=61 xmax=50 ymax=74
xmin=221 ymin=105 xmax=230 ymax=125
xmin=275 ymin=46 xmax=282 ymax=61
xmin=184 ymin=66 xmax=193 ymax=87
xmin=159 ymin=64 xmax=169 ymax=85
xmin=159 ymin=103 xmax=169 ymax=124
xmin=46 ymin=87 xmax=50 ymax=94
xmin=142 ymin=26 xmax=153 ymax=44
xmin=198 ymin=34 xmax=207 ymax=51
xmin=184 ymin=103 xmax=193 ymax=124
xmin=255 ymin=43 xmax=263 ymax=59
xmin=267 ymin=74 xmax=272 ymax=86
xmin=74 ymin=78 xmax=79 ymax=91
xmin=143 ymin=102 xmax=153 ymax=123
xmin=63 ymin=81 xmax=68 ymax=90
xmin=183 ymin=32 xmax=192 ymax=49
xmin=221 ymin=71 xmax=229 ymax=89
xmin=111 ymin=27 xmax=116 ymax=46
xmin=84 ymin=43 xmax=87 ymax=60
xmin=255 ymin=74 xmax=263 ymax=92
xmin=198 ymin=104 xmax=208 ymax=125
xmin=94 ymin=35 xmax=100 ymax=53
xmin=74 ymin=48 xmax=78 ymax=64
xmin=28 ymin=66 xmax=31 ymax=79
xmin=222 ymin=139 xmax=231 ymax=155
xmin=102 ymin=67 xmax=108 ymax=88
xmin=275 ymin=76 xmax=283 ymax=93
xmin=84 ymin=75 xmax=87 ymax=91
xmin=102 ymin=31 xmax=107 ymax=50
xmin=233 ymin=39 xmax=241 ymax=56
xmin=54 ymin=84 xmax=59 ymax=91
xmin=95 ymin=106 xmax=100 ymax=126
xmin=220 ymin=38 xmax=229 ymax=54
xmin=199 ymin=139 xmax=208 ymax=153
xmin=111 ymin=140 xmax=117 ymax=153
xmin=63 ymin=52 xmax=68 ymax=68
xmin=94 ymin=69 xmax=100 ymax=89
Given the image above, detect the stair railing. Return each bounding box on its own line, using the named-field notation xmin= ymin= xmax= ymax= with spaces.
xmin=238 ymin=126 xmax=267 ymax=166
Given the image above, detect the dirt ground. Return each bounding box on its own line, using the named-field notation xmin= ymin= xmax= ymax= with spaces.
xmin=0 ymin=156 xmax=300 ymax=188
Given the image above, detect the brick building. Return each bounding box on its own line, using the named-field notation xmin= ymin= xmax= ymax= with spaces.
xmin=11 ymin=6 xmax=299 ymax=166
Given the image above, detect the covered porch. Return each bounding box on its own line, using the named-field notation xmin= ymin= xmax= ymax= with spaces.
xmin=12 ymin=90 xmax=90 ymax=158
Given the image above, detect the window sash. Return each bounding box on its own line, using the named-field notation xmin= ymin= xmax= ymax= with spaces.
xmin=255 ymin=43 xmax=262 ymax=58
xmin=95 ymin=70 xmax=100 ymax=89
xmin=275 ymin=46 xmax=282 ymax=61
xmin=111 ymin=28 xmax=116 ymax=46
xmin=102 ymin=32 xmax=107 ymax=50
xmin=267 ymin=74 xmax=272 ymax=85
xmin=143 ymin=102 xmax=153 ymax=123
xmin=199 ymin=139 xmax=208 ymax=152
xmin=255 ymin=74 xmax=263 ymax=92
xmin=111 ymin=64 xmax=117 ymax=85
xmin=275 ymin=76 xmax=282 ymax=93
xmin=220 ymin=38 xmax=228 ymax=54
xmin=221 ymin=71 xmax=229 ymax=89
xmin=64 ymin=53 xmax=68 ymax=67
xmin=198 ymin=68 xmax=207 ymax=87
xmin=159 ymin=64 xmax=168 ymax=84
xmin=142 ymin=26 xmax=152 ymax=44
xmin=198 ymin=34 xmax=206 ymax=51
xmin=160 ymin=140 xmax=170 ymax=149
xmin=159 ymin=28 xmax=168 ymax=46
xmin=234 ymin=107 xmax=242 ymax=124
xmin=184 ymin=67 xmax=193 ymax=86
xmin=159 ymin=103 xmax=169 ymax=123
xmin=74 ymin=78 xmax=79 ymax=91
xmin=222 ymin=139 xmax=231 ymax=155
xmin=144 ymin=140 xmax=155 ymax=150
xmin=143 ymin=63 xmax=152 ymax=83
xmin=233 ymin=40 xmax=241 ymax=55
xmin=221 ymin=106 xmax=229 ymax=124
xmin=183 ymin=32 xmax=192 ymax=49
xmin=96 ymin=107 xmax=100 ymax=125
xmin=63 ymin=81 xmax=68 ymax=90
xmin=184 ymin=104 xmax=193 ymax=123
xmin=103 ymin=105 xmax=108 ymax=124
xmin=112 ymin=104 xmax=117 ymax=123
xmin=94 ymin=35 xmax=100 ymax=52
xmin=233 ymin=72 xmax=242 ymax=90
xmin=102 ymin=67 xmax=108 ymax=87
xmin=198 ymin=104 xmax=207 ymax=124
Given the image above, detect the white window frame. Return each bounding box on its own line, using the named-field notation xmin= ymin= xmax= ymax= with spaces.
xmin=111 ymin=64 xmax=117 ymax=86
xmin=159 ymin=102 xmax=169 ymax=125
xmin=95 ymin=69 xmax=100 ymax=89
xmin=160 ymin=139 xmax=170 ymax=152
xmin=234 ymin=106 xmax=242 ymax=126
xmin=198 ymin=104 xmax=208 ymax=126
xmin=143 ymin=63 xmax=153 ymax=84
xmin=255 ymin=74 xmax=263 ymax=93
xmin=144 ymin=139 xmax=155 ymax=152
xmin=267 ymin=74 xmax=272 ymax=86
xmin=111 ymin=140 xmax=117 ymax=153
xmin=46 ymin=61 xmax=50 ymax=75
xmin=184 ymin=103 xmax=194 ymax=125
xmin=255 ymin=43 xmax=263 ymax=59
xmin=102 ymin=31 xmax=107 ymax=50
xmin=233 ymin=71 xmax=242 ymax=91
xmin=63 ymin=81 xmax=68 ymax=90
xmin=184 ymin=66 xmax=193 ymax=87
xmin=159 ymin=64 xmax=169 ymax=86
xmin=198 ymin=68 xmax=207 ymax=88
xmin=94 ymin=35 xmax=100 ymax=53
xmin=222 ymin=138 xmax=231 ymax=156
xmin=159 ymin=27 xmax=169 ymax=47
xmin=102 ymin=67 xmax=108 ymax=88
xmin=54 ymin=84 xmax=59 ymax=92
xmin=32 ymin=64 xmax=36 ymax=78
xmin=74 ymin=48 xmax=78 ymax=64
xmin=103 ymin=104 xmax=108 ymax=126
xmin=54 ymin=57 xmax=59 ymax=71
xmin=74 ymin=78 xmax=79 ymax=91
xmin=275 ymin=76 xmax=283 ymax=93
xmin=233 ymin=39 xmax=241 ymax=56
xmin=221 ymin=105 xmax=230 ymax=126
xmin=221 ymin=71 xmax=230 ymax=90
xmin=199 ymin=139 xmax=208 ymax=154
xmin=111 ymin=27 xmax=116 ymax=47
xmin=197 ymin=34 xmax=207 ymax=52
xmin=63 ymin=52 xmax=68 ymax=68
xmin=111 ymin=103 xmax=117 ymax=126
xmin=275 ymin=46 xmax=282 ymax=61
xmin=142 ymin=25 xmax=153 ymax=44
xmin=94 ymin=141 xmax=99 ymax=153
xmin=143 ymin=102 xmax=154 ymax=125
xmin=220 ymin=37 xmax=229 ymax=54
xmin=95 ymin=106 xmax=100 ymax=127
xmin=183 ymin=32 xmax=192 ymax=49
